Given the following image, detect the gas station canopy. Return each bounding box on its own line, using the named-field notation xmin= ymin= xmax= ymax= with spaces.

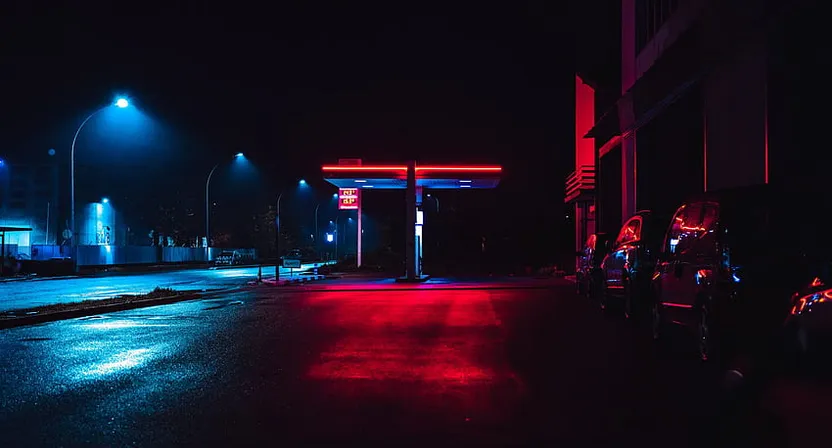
xmin=322 ymin=165 xmax=502 ymax=189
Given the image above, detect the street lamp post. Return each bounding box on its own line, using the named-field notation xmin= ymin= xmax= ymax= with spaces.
xmin=275 ymin=179 xmax=307 ymax=280
xmin=275 ymin=192 xmax=283 ymax=280
xmin=70 ymin=97 xmax=130 ymax=272
xmin=205 ymin=152 xmax=244 ymax=261
xmin=334 ymin=216 xmax=340 ymax=260
xmin=314 ymin=203 xmax=320 ymax=259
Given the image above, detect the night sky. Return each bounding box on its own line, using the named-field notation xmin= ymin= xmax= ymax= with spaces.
xmin=2 ymin=4 xmax=578 ymax=266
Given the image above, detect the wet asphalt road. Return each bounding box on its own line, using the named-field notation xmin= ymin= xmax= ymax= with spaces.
xmin=0 ymin=264 xmax=322 ymax=312
xmin=0 ymin=278 xmax=827 ymax=446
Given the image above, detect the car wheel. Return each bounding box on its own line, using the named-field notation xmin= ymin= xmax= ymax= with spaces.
xmin=797 ymin=326 xmax=809 ymax=354
xmin=623 ymin=278 xmax=634 ymax=319
xmin=698 ymin=304 xmax=713 ymax=362
xmin=651 ymin=300 xmax=662 ymax=341
xmin=600 ymin=283 xmax=609 ymax=311
xmin=577 ymin=276 xmax=586 ymax=296
xmin=589 ymin=271 xmax=603 ymax=302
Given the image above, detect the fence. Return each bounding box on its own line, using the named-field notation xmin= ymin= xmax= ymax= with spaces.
xmin=2 ymin=244 xmax=19 ymax=258
xmin=31 ymin=245 xmax=72 ymax=259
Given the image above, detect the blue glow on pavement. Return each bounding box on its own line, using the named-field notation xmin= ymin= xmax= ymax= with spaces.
xmin=80 ymin=348 xmax=154 ymax=377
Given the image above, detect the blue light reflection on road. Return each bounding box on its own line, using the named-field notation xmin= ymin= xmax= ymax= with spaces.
xmin=80 ymin=348 xmax=155 ymax=377
xmin=0 ymin=298 xmax=234 ymax=417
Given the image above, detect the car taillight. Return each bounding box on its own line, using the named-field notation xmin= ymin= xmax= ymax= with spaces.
xmin=791 ymin=288 xmax=832 ymax=315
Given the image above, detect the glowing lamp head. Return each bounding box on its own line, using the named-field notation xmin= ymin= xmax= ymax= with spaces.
xmin=333 ymin=193 xmax=339 ymax=198
xmin=101 ymin=197 xmax=110 ymax=204
xmin=115 ymin=98 xmax=129 ymax=108
xmin=299 ymin=179 xmax=307 ymax=186
xmin=235 ymin=152 xmax=244 ymax=158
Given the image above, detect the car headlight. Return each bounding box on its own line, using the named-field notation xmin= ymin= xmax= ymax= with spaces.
xmin=791 ymin=288 xmax=832 ymax=315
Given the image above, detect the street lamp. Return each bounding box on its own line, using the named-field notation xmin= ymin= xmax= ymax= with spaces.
xmin=275 ymin=178 xmax=309 ymax=279
xmin=205 ymin=152 xmax=245 ymax=258
xmin=426 ymin=193 xmax=439 ymax=212
xmin=313 ymin=193 xmax=340 ymax=258
xmin=70 ymin=97 xmax=131 ymax=272
xmin=314 ymin=203 xmax=320 ymax=257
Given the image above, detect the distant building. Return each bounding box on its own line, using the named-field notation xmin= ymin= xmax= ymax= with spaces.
xmin=569 ymin=0 xmax=818 ymax=248
xmin=0 ymin=157 xmax=60 ymax=255
xmin=79 ymin=201 xmax=119 ymax=246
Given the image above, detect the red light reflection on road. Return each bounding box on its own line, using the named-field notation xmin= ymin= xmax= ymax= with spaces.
xmin=309 ymin=336 xmax=492 ymax=383
xmin=306 ymin=290 xmax=511 ymax=385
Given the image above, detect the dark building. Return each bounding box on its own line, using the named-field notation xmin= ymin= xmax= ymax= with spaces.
xmin=0 ymin=154 xmax=61 ymax=254
xmin=568 ymin=0 xmax=821 ymax=249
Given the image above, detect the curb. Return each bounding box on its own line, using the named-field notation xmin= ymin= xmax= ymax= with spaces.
xmin=0 ymin=288 xmax=234 ymax=331
xmin=0 ymin=275 xmax=80 ymax=284
xmin=257 ymin=274 xmax=327 ymax=287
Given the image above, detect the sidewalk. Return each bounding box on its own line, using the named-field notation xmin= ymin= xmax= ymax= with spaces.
xmin=0 ymin=263 xmax=333 ymax=314
xmin=0 ymin=260 xmax=335 ymax=283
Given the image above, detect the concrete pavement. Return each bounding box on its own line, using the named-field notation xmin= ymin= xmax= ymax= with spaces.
xmin=0 ymin=279 xmax=820 ymax=446
xmin=0 ymin=263 xmax=328 ymax=313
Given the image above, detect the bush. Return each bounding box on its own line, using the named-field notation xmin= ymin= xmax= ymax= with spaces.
xmin=142 ymin=287 xmax=179 ymax=299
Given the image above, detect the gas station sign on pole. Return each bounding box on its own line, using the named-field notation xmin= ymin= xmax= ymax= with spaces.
xmin=338 ymin=188 xmax=360 ymax=210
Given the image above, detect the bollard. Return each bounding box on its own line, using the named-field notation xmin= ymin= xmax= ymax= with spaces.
xmin=257 ymin=265 xmax=262 ymax=283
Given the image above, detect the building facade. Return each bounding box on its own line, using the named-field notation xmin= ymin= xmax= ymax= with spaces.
xmin=568 ymin=0 xmax=819 ymax=248
xmin=0 ymin=159 xmax=60 ymax=255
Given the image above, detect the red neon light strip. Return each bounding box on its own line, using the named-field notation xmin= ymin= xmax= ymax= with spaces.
xmin=415 ymin=166 xmax=502 ymax=172
xmin=322 ymin=165 xmax=502 ymax=173
xmin=322 ymin=166 xmax=407 ymax=172
xmin=661 ymin=302 xmax=693 ymax=309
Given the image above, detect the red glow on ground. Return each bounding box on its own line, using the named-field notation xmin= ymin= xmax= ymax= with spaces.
xmin=309 ymin=336 xmax=493 ymax=383
xmin=306 ymin=289 xmax=511 ymax=386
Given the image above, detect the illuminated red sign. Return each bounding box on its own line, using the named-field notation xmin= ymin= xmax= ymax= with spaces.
xmin=339 ymin=188 xmax=360 ymax=210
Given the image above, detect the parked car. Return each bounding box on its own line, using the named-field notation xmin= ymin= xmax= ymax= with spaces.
xmin=785 ymin=276 xmax=832 ymax=369
xmin=576 ymin=233 xmax=611 ymax=299
xmin=280 ymin=249 xmax=303 ymax=266
xmin=650 ymin=185 xmax=832 ymax=367
xmin=214 ymin=251 xmax=242 ymax=266
xmin=600 ymin=210 xmax=669 ymax=317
